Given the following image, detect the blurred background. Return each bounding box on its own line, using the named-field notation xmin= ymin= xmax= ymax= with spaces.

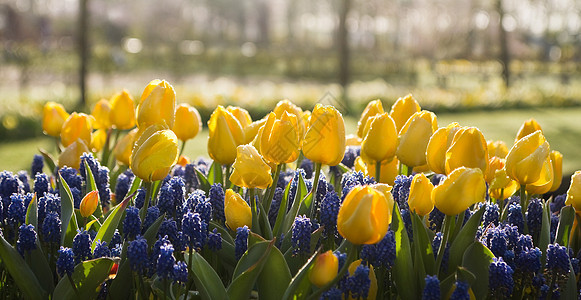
xmin=2 ymin=0 xmax=581 ymax=178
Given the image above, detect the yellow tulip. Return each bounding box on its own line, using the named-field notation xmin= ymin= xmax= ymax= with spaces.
xmin=309 ymin=250 xmax=339 ymax=288
xmin=224 ymin=189 xmax=252 ymax=230
xmin=91 ymin=99 xmax=112 ymax=130
xmin=260 ymin=112 xmax=300 ymax=164
xmin=356 ymin=157 xmax=399 ymax=185
xmin=487 ymin=140 xmax=509 ymax=159
xmin=58 ymin=139 xmax=90 ymax=169
xmin=42 ymin=101 xmax=70 ymax=137
xmin=130 ymin=125 xmax=179 ymax=182
xmin=227 ymin=106 xmax=252 ymax=128
xmin=337 ymin=185 xmax=390 ymax=244
xmin=515 ymin=118 xmax=543 ymax=142
xmin=172 ymin=103 xmax=202 ymax=142
xmin=566 ymin=171 xmax=581 ymax=211
xmin=426 ymin=122 xmax=462 ymax=174
xmin=114 ymin=128 xmax=138 ymax=165
xmin=243 ymin=118 xmax=267 ymax=145
xmin=549 ymin=150 xmax=563 ymax=192
xmin=229 ymin=145 xmax=273 ymax=189
xmin=302 ymin=104 xmax=346 ymax=166
xmin=486 ymin=157 xmax=519 ymax=200
xmin=109 ymin=90 xmax=136 ymax=130
xmin=90 ymin=129 xmax=108 ymax=152
xmin=432 ymin=167 xmax=486 ymax=216
xmin=396 ymin=111 xmax=437 ymax=168
xmin=505 ymin=131 xmax=550 ymax=185
xmin=389 ymin=94 xmax=421 ymax=132
xmin=273 ymin=99 xmax=305 ymax=138
xmin=408 ymin=173 xmax=434 ymax=216
xmin=525 ymin=156 xmax=554 ymax=195
xmin=60 ymin=112 xmax=94 ymax=147
xmin=137 ymin=79 xmax=176 ymax=128
xmin=356 ymin=99 xmax=384 ymax=138
xmin=347 ymin=259 xmax=378 ymax=300
xmin=361 ymin=113 xmax=398 ymax=163
xmin=444 ymin=127 xmax=488 ymax=174
xmin=80 ymin=190 xmax=99 ymax=218
xmin=207 ymin=105 xmax=246 ymax=165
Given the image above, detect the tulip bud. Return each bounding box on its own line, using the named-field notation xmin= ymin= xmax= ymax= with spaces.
xmin=515 ymin=118 xmax=543 ymax=142
xmin=309 ymin=250 xmax=339 ymax=288
xmin=356 ymin=99 xmax=384 ymax=138
xmin=260 ymin=112 xmax=300 ymax=164
xmin=444 ymin=127 xmax=488 ymax=174
xmin=390 ymin=94 xmax=421 ymax=132
xmin=337 ymin=185 xmax=391 ymax=244
xmin=273 ymin=99 xmax=305 ymax=139
xmin=566 ymin=171 xmax=581 ymax=211
xmin=408 ymin=173 xmax=434 ymax=216
xmin=525 ymin=156 xmax=554 ymax=195
xmin=229 ymin=145 xmax=272 ymax=189
xmin=91 ymin=99 xmax=112 ymax=130
xmin=42 ymin=101 xmax=70 ymax=137
xmin=59 ymin=139 xmax=90 ymax=169
xmin=347 ymin=259 xmax=378 ymax=300
xmin=109 ymin=90 xmax=136 ymax=130
xmin=489 ymin=167 xmax=520 ymax=200
xmin=303 ymin=104 xmax=346 ymax=166
xmin=113 ymin=128 xmax=138 ymax=165
xmin=396 ymin=111 xmax=437 ymax=168
xmin=361 ymin=113 xmax=398 ymax=163
xmin=177 ymin=155 xmax=190 ymax=167
xmin=243 ymin=118 xmax=267 ymax=145
xmin=172 ymin=103 xmax=202 ymax=142
xmin=90 ymin=129 xmax=108 ymax=152
xmin=487 ymin=140 xmax=509 ymax=159
xmin=130 ymin=125 xmax=179 ymax=182
xmin=137 ymin=79 xmax=176 ymax=128
xmin=505 ymin=131 xmax=550 ymax=185
xmin=80 ymin=190 xmax=99 ymax=218
xmin=549 ymin=150 xmax=563 ymax=192
xmin=60 ymin=112 xmax=94 ymax=147
xmin=207 ymin=105 xmax=245 ymax=165
xmin=426 ymin=122 xmax=461 ymax=174
xmin=224 ymin=189 xmax=252 ymax=230
xmin=227 ymin=106 xmax=252 ymax=128
xmin=432 ymin=167 xmax=486 ymax=216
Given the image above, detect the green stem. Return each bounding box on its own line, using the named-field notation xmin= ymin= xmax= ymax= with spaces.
xmin=264 ymin=164 xmax=283 ymax=214
xmin=520 ymin=184 xmax=530 ymax=234
xmin=139 ymin=181 xmax=154 ymax=221
xmin=249 ymin=188 xmax=260 ymax=235
xmin=375 ymin=161 xmax=382 ymax=183
xmin=309 ymin=162 xmax=323 ymax=218
xmin=406 ymin=164 xmax=413 ymax=176
xmin=55 ymin=137 xmax=62 ymax=154
xmin=224 ymin=165 xmax=231 ymax=188
xmin=101 ymin=128 xmax=113 ymax=166
xmin=435 ymin=215 xmax=453 ymax=277
xmin=179 ymin=140 xmax=187 ymax=158
xmin=306 ymin=242 xmax=359 ymax=300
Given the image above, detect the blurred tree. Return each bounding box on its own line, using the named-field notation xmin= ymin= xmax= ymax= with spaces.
xmin=338 ymin=0 xmax=351 ymax=111
xmin=496 ymin=0 xmax=510 ymax=87
xmin=78 ymin=0 xmax=89 ymax=108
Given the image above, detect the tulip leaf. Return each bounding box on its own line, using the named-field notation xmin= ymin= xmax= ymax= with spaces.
xmin=228 ymin=240 xmax=274 ymax=300
xmin=461 ymin=241 xmax=494 ymax=299
xmin=59 ymin=173 xmax=76 ymax=247
xmin=281 ymin=173 xmax=307 ymax=236
xmin=446 ymin=204 xmax=485 ymax=277
xmin=194 ymin=166 xmax=211 ymax=193
xmin=83 ymin=160 xmax=103 ymax=219
xmin=39 ymin=148 xmax=57 ymax=176
xmin=208 ymin=161 xmax=223 ymax=186
xmin=26 ymin=194 xmax=38 ymax=229
xmin=538 ymin=200 xmax=551 ymax=266
xmin=127 ymin=176 xmax=142 ymax=200
xmin=411 ymin=213 xmax=434 ymax=285
xmin=272 ymin=176 xmax=292 ymax=238
xmin=53 ymin=257 xmax=118 ymax=300
xmin=91 ymin=194 xmax=130 ymax=252
xmin=555 ymin=205 xmax=575 ymax=247
xmin=29 ymin=240 xmax=55 ymax=294
xmin=281 ymin=249 xmax=319 ymax=300
xmin=0 ymin=234 xmax=47 ymax=300
xmin=257 ymin=240 xmax=292 ymax=299
xmin=565 ymin=260 xmax=578 ymax=299
xmin=184 ymin=251 xmax=229 ymax=300
xmin=391 ymin=203 xmax=418 ymax=299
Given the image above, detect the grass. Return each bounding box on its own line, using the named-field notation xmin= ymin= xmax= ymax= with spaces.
xmin=1 ymin=107 xmax=580 ymax=178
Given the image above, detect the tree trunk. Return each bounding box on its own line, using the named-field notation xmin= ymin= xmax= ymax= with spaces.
xmin=496 ymin=0 xmax=510 ymax=88
xmin=78 ymin=0 xmax=89 ymax=108
xmin=338 ymin=0 xmax=351 ymax=112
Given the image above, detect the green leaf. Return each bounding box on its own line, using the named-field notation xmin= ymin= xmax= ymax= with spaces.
xmin=53 ymin=257 xmax=118 ymax=299
xmin=195 ymin=167 xmax=211 ymax=193
xmin=0 ymin=234 xmax=46 ymax=300
xmin=391 ymin=203 xmax=417 ymax=299
xmin=281 ymin=173 xmax=307 ymax=235
xmin=127 ymin=176 xmax=142 ymax=201
xmin=281 ymin=250 xmax=319 ymax=300
xmin=461 ymin=242 xmax=494 ymax=300
xmin=26 ymin=194 xmax=38 ymax=229
xmin=555 ymin=205 xmax=575 ymax=247
xmin=447 ymin=204 xmax=485 ymax=276
xmin=63 ymin=214 xmax=79 ymax=248
xmin=208 ymin=161 xmax=223 ymax=186
xmin=538 ymin=200 xmax=551 ymax=266
xmin=565 ymin=260 xmax=578 ymax=299
xmin=58 ymin=173 xmax=76 ymax=247
xmin=29 ymin=241 xmax=55 ymax=294
xmin=228 ymin=240 xmax=274 ymax=300
xmin=39 ymin=148 xmax=57 ymax=176
xmin=185 ymin=251 xmax=229 ymax=300
xmin=91 ymin=195 xmax=131 ymax=252
xmin=83 ymin=160 xmax=103 ymax=219
xmin=257 ymin=243 xmax=292 ymax=300
xmin=272 ymin=177 xmax=292 ymax=238
xmin=412 ymin=213 xmax=435 ymax=276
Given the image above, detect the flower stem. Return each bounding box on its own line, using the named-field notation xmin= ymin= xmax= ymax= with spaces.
xmin=435 ymin=215 xmax=453 ymax=276
xmin=179 ymin=140 xmax=187 ymax=158
xmin=375 ymin=161 xmax=382 ymax=183
xmin=309 ymin=162 xmax=323 ymax=218
xmin=249 ymin=188 xmax=260 ymax=235
xmin=264 ymin=164 xmax=283 ymax=214
xmin=519 ymin=184 xmax=527 ymax=215
xmin=139 ymin=181 xmax=153 ymax=221
xmin=101 ymin=128 xmax=113 ymax=166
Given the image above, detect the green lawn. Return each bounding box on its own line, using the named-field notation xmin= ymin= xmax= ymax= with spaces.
xmin=1 ymin=107 xmax=580 ymax=177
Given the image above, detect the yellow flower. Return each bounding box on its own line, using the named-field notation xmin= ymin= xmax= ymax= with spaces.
xmin=515 ymin=118 xmax=543 ymax=142
xmin=137 ymin=79 xmax=176 ymax=128
xmin=80 ymin=190 xmax=99 ymax=218
xmin=177 ymin=155 xmax=190 ymax=167
xmin=302 ymin=104 xmax=346 ymax=166
xmin=337 ymin=185 xmax=391 ymax=244
xmin=273 ymin=99 xmax=305 ymax=138
xmin=243 ymin=118 xmax=267 ymax=145
xmin=227 ymin=106 xmax=253 ymax=128
xmin=396 ymin=111 xmax=437 ymax=168
xmin=426 ymin=122 xmax=462 ymax=174
xmin=408 ymin=173 xmax=434 ymax=216
xmin=525 ymin=156 xmax=554 ymax=195
xmin=487 ymin=140 xmax=509 ymax=159
xmin=432 ymin=167 xmax=486 ymax=216
xmin=172 ymin=103 xmax=202 ymax=142
xmin=60 ymin=112 xmax=94 ymax=147
xmin=90 ymin=129 xmax=108 ymax=152
xmin=360 ymin=113 xmax=398 ymax=163
xmin=109 ymin=90 xmax=136 ymax=130
xmin=444 ymin=127 xmax=488 ymax=174
xmin=487 ymin=157 xmax=519 ymax=200
xmin=309 ymin=250 xmax=339 ymax=288
xmin=113 ymin=128 xmax=138 ymax=165
xmin=229 ymin=145 xmax=273 ymax=189
xmin=389 ymin=94 xmax=421 ymax=132
xmin=347 ymin=259 xmax=378 ymax=300
xmin=91 ymin=99 xmax=112 ymax=130
xmin=130 ymin=125 xmax=179 ymax=182
xmin=356 ymin=99 xmax=384 ymax=138
xmin=58 ymin=139 xmax=90 ymax=169
xmin=566 ymin=171 xmax=581 ymax=211
xmin=207 ymin=105 xmax=246 ymax=165
xmin=355 ymin=157 xmax=399 ymax=185
xmin=224 ymin=189 xmax=252 ymax=230
xmin=260 ymin=112 xmax=300 ymax=164
xmin=549 ymin=150 xmax=563 ymax=192
xmin=42 ymin=101 xmax=70 ymax=137
xmin=505 ymin=131 xmax=550 ymax=185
